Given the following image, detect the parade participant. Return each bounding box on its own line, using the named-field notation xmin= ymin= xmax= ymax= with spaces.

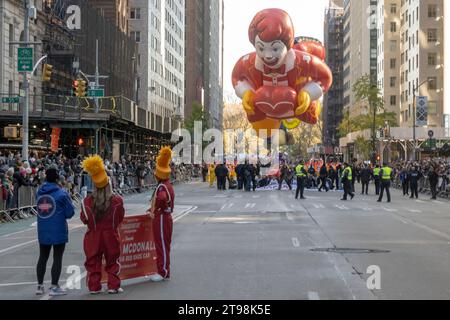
xmin=295 ymin=160 xmax=307 ymax=200
xmin=235 ymin=162 xmax=245 ymax=190
xmin=215 ymin=163 xmax=229 ymax=190
xmin=373 ymin=164 xmax=381 ymax=195
xmin=399 ymin=167 xmax=410 ymax=196
xmin=147 ymin=147 xmax=175 ymax=281
xmin=340 ymin=162 xmax=354 ymax=201
xmin=81 ymin=156 xmax=125 ymax=294
xmin=428 ymin=165 xmax=439 ymax=200
xmin=318 ymin=164 xmax=329 ymax=192
xmin=35 ymin=166 xmax=75 ymax=296
xmin=208 ymin=163 xmax=216 ymax=188
xmin=278 ymin=163 xmax=293 ymax=191
xmin=377 ymin=162 xmax=393 ymax=203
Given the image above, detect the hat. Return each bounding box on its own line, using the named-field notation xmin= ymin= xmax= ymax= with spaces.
xmin=82 ymin=155 xmax=109 ymax=189
xmin=155 ymin=147 xmax=172 ymax=181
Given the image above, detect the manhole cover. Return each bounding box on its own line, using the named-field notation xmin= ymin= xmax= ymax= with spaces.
xmin=310 ymin=248 xmax=390 ymax=254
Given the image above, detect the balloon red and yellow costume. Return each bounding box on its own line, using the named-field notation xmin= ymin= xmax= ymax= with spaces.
xmin=232 ymin=9 xmax=333 ymax=133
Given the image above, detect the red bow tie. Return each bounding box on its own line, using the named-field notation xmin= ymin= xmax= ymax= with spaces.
xmin=264 ymin=64 xmax=286 ymax=75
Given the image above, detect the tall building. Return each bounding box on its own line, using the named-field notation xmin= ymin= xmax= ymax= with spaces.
xmin=342 ymin=0 xmax=378 ymax=118
xmin=377 ymin=0 xmax=401 ymax=120
xmin=86 ymin=0 xmax=129 ymax=34
xmin=399 ymin=0 xmax=444 ymax=129
xmin=323 ymin=0 xmax=344 ymax=148
xmin=129 ymin=0 xmax=185 ymax=133
xmin=185 ymin=0 xmax=224 ymax=130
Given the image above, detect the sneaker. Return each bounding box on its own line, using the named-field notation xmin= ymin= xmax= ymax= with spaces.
xmin=36 ymin=285 xmax=45 ymax=296
xmin=90 ymin=289 xmax=103 ymax=295
xmin=149 ymin=274 xmax=164 ymax=282
xmin=49 ymin=286 xmax=67 ymax=296
xmin=108 ymin=288 xmax=124 ymax=294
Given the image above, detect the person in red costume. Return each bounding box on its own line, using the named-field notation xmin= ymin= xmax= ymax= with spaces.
xmin=232 ymin=8 xmax=333 ymax=133
xmin=81 ymin=155 xmax=125 ymax=294
xmin=146 ymin=147 xmax=175 ymax=282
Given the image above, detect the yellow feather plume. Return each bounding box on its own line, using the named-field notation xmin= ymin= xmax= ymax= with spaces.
xmin=82 ymin=155 xmax=105 ymax=176
xmin=157 ymin=147 xmax=172 ymax=168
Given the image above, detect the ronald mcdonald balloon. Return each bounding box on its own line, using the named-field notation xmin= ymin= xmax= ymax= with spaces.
xmin=232 ymin=8 xmax=333 ymax=134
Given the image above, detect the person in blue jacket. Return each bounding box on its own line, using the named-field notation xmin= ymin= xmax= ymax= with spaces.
xmin=35 ymin=166 xmax=75 ymax=296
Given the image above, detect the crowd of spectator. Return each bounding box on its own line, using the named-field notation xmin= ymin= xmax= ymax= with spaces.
xmin=0 ymin=151 xmax=200 ymax=222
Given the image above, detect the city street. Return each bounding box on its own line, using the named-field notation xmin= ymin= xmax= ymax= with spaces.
xmin=1 ymin=181 xmax=450 ymax=300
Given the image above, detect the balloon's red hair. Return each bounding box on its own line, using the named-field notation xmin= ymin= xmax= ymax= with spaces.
xmin=248 ymin=8 xmax=295 ymax=49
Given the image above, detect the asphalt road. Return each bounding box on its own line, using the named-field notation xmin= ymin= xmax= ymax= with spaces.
xmin=0 ymin=181 xmax=450 ymax=300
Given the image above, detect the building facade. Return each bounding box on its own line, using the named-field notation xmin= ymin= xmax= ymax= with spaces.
xmin=323 ymin=0 xmax=344 ymax=148
xmin=87 ymin=0 xmax=129 ymax=34
xmin=342 ymin=0 xmax=378 ymax=118
xmin=377 ymin=0 xmax=401 ymax=120
xmin=185 ymin=0 xmax=224 ymax=130
xmin=129 ymin=0 xmax=185 ymax=133
xmin=399 ymin=0 xmax=444 ymax=129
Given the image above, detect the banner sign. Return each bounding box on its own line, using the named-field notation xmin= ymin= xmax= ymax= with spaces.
xmin=416 ymin=96 xmax=428 ymax=126
xmin=50 ymin=128 xmax=61 ymax=152
xmin=102 ymin=214 xmax=157 ymax=282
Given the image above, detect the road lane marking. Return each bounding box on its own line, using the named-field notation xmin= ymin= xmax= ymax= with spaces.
xmin=308 ymin=291 xmax=320 ymax=300
xmin=1 ymin=228 xmax=35 ymax=238
xmin=173 ymin=206 xmax=198 ymax=222
xmin=228 ymin=203 xmax=234 ymax=208
xmin=252 ymin=195 xmax=260 ymax=199
xmin=220 ymin=204 xmax=227 ymax=210
xmin=407 ymin=209 xmax=422 ymax=213
xmin=361 ymin=207 xmax=372 ymax=211
xmin=245 ymin=203 xmax=256 ymax=209
xmin=312 ymin=204 xmax=325 ymax=209
xmin=381 ymin=207 xmax=398 ymax=212
xmin=292 ymin=237 xmax=300 ymax=247
xmin=334 ymin=205 xmax=348 ymax=210
xmin=415 ymin=200 xmax=425 ymax=203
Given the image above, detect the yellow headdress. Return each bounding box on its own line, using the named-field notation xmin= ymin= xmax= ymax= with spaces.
xmin=155 ymin=147 xmax=172 ymax=180
xmin=82 ymin=155 xmax=109 ymax=189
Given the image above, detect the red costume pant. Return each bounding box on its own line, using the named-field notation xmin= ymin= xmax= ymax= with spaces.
xmin=84 ymin=230 xmax=121 ymax=291
xmin=152 ymin=212 xmax=173 ymax=278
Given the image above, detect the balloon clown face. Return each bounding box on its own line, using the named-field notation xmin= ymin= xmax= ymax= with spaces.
xmin=232 ymin=8 xmax=333 ymax=135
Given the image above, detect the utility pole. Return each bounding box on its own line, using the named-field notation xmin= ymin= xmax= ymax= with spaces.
xmin=22 ymin=0 xmax=30 ymax=162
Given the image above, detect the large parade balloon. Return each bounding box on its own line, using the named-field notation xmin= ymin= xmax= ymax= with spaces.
xmin=232 ymin=8 xmax=333 ymax=134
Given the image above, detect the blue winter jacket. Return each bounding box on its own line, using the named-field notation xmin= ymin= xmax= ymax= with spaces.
xmin=36 ymin=182 xmax=75 ymax=245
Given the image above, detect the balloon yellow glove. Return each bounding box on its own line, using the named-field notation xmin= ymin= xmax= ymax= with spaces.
xmin=295 ymin=91 xmax=311 ymax=116
xmin=242 ymin=90 xmax=256 ymax=116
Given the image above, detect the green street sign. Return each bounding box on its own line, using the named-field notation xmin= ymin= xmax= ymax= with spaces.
xmin=18 ymin=47 xmax=33 ymax=72
xmin=88 ymin=89 xmax=105 ymax=97
xmin=1 ymin=97 xmax=20 ymax=103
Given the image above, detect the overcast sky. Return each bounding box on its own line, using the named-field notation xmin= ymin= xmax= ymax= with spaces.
xmin=223 ymin=0 xmax=329 ymax=100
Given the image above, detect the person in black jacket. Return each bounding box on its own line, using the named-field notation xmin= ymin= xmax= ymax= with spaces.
xmin=278 ymin=163 xmax=292 ymax=191
xmin=408 ymin=166 xmax=422 ymax=199
xmin=235 ymin=163 xmax=245 ymax=190
xmin=318 ymin=164 xmax=329 ymax=192
xmin=328 ymin=165 xmax=337 ymax=190
xmin=360 ymin=164 xmax=371 ymax=195
xmin=214 ymin=164 xmax=229 ymax=190
xmin=428 ymin=165 xmax=439 ymax=200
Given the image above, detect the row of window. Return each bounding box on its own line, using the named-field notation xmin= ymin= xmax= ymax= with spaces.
xmin=165 ymin=48 xmax=183 ymax=73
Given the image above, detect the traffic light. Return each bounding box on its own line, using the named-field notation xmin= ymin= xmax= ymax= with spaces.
xmin=77 ymin=80 xmax=87 ymax=97
xmin=42 ymin=63 xmax=53 ymax=82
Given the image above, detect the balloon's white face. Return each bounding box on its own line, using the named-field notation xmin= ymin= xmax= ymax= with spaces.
xmin=254 ymin=35 xmax=288 ymax=69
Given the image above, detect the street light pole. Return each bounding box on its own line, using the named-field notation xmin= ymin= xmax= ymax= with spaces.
xmin=21 ymin=0 xmax=30 ymax=162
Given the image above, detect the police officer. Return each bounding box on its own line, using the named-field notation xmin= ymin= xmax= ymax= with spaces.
xmin=408 ymin=166 xmax=422 ymax=199
xmin=373 ymin=165 xmax=381 ymax=195
xmin=377 ymin=162 xmax=393 ymax=203
xmin=295 ymin=160 xmax=308 ymax=200
xmin=341 ymin=162 xmax=354 ymax=201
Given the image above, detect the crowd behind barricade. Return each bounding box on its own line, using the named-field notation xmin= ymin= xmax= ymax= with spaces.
xmin=0 ymin=151 xmax=200 ymax=223
xmin=203 ymin=156 xmax=450 ymax=200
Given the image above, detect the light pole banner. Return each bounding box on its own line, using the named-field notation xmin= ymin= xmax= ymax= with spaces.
xmin=416 ymin=96 xmax=428 ymax=127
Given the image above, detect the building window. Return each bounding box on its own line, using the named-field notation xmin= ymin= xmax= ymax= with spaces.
xmin=9 ymin=24 xmax=14 ymax=58
xmin=390 ymin=58 xmax=396 ymax=69
xmin=428 ymin=5 xmax=437 ymax=18
xmin=390 ymin=40 xmax=397 ymax=52
xmin=130 ymin=8 xmax=141 ymax=19
xmin=428 ymin=77 xmax=437 ymax=90
xmin=390 ymin=3 xmax=397 ymax=14
xmin=390 ymin=95 xmax=396 ymax=106
xmin=390 ymin=22 xmax=397 ymax=33
xmin=428 ymin=101 xmax=437 ymax=115
xmin=428 ymin=53 xmax=437 ymax=66
xmin=131 ymin=31 xmax=141 ymax=43
xmin=390 ymin=77 xmax=396 ymax=88
xmin=427 ymin=29 xmax=438 ymax=43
